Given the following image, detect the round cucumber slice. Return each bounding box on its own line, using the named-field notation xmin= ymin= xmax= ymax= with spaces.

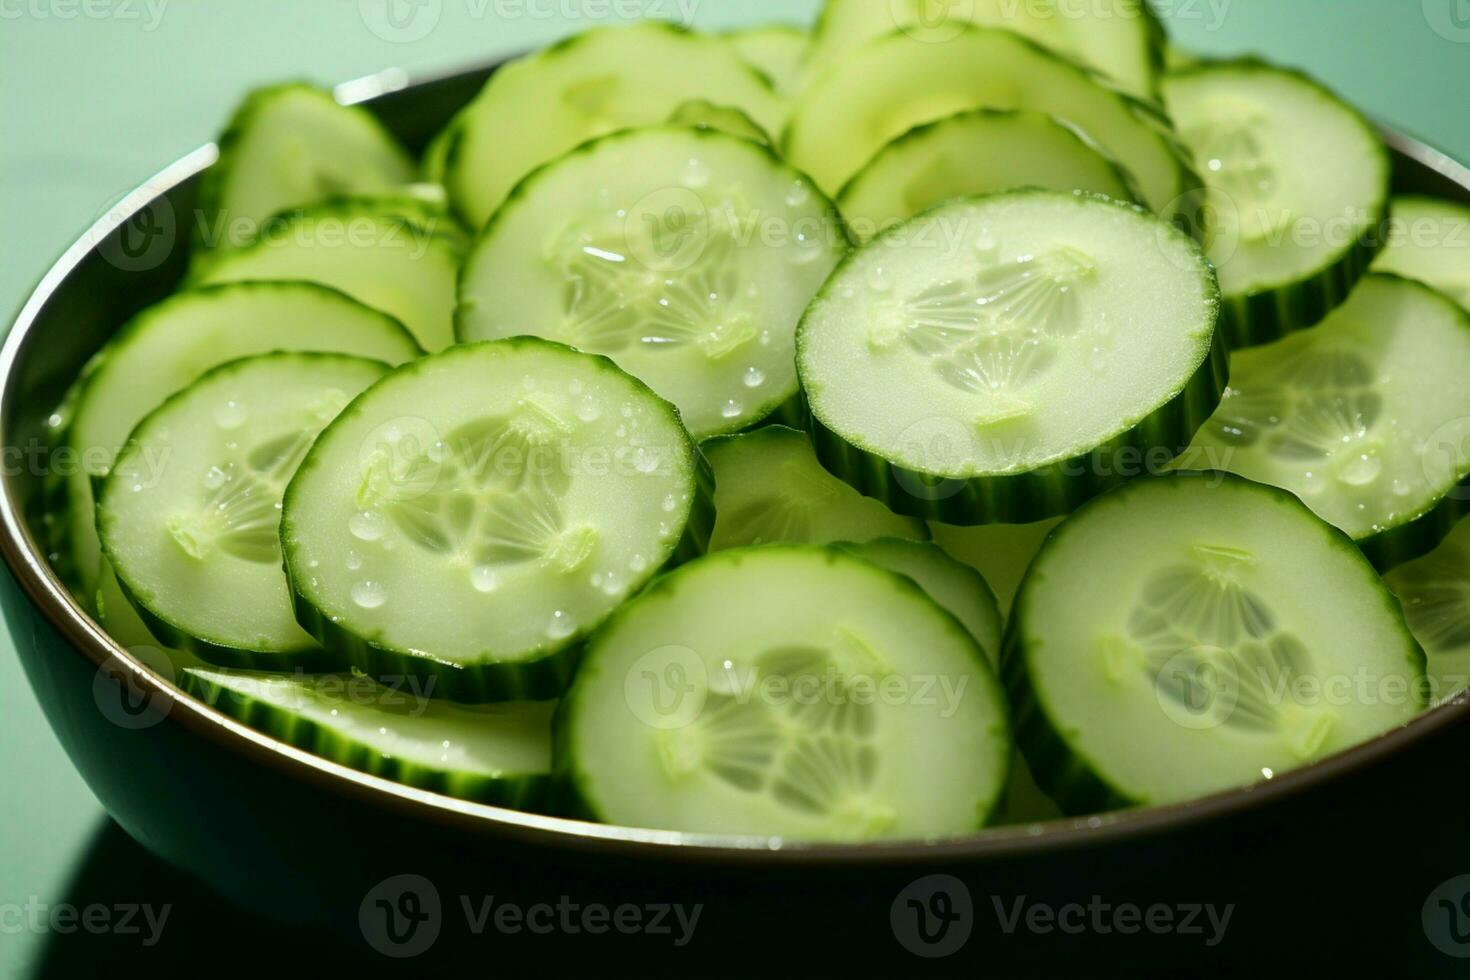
xmin=784 ymin=26 xmax=1192 ymax=211
xmin=837 ymin=109 xmax=1139 ymax=242
xmin=704 ymin=426 xmax=925 ymax=552
xmin=1384 ymin=516 xmax=1470 ymax=705
xmin=445 ymin=22 xmax=785 ymax=229
xmin=1179 ymin=274 xmax=1470 ymax=570
xmin=1005 ymin=472 xmax=1426 ymax=814
xmin=838 ymin=537 xmax=1003 ymax=665
xmin=928 ymin=516 xmax=1063 ymax=616
xmin=183 ymin=666 xmax=554 ymax=810
xmin=457 ymin=126 xmax=848 ymax=440
xmin=193 ymin=83 xmax=415 ymax=261
xmin=1162 ymin=60 xmax=1390 ymax=348
xmin=557 ymin=545 xmax=1011 ymax=840
xmin=98 ymin=353 xmax=390 ymax=667
xmin=194 ymin=203 xmax=463 ymax=352
xmin=62 ymin=282 xmax=422 ymax=606
xmin=1372 ymin=195 xmax=1470 ymax=311
xmin=805 ymin=0 xmax=1164 ymax=101
xmin=798 ymin=190 xmax=1226 ymax=525
xmin=282 ymin=339 xmax=709 ymax=703
xmin=725 ymin=24 xmax=809 ymax=97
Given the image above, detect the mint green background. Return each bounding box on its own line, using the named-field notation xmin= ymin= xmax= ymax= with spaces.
xmin=0 ymin=1 xmax=1465 ymax=973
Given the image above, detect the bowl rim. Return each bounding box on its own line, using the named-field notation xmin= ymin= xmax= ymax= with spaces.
xmin=5 ymin=63 xmax=1470 ymax=867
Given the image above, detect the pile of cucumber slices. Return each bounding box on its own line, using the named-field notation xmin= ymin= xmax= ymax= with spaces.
xmin=46 ymin=5 xmax=1470 ymax=842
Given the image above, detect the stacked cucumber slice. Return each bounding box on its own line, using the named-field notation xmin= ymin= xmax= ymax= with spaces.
xmin=42 ymin=9 xmax=1467 ymax=837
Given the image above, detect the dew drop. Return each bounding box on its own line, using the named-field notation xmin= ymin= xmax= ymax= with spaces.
xmin=349 ymin=510 xmax=385 ymax=542
xmin=568 ymin=379 xmax=585 ymax=396
xmin=634 ymin=448 xmax=660 ymax=474
xmin=214 ymin=400 xmax=247 ymax=430
xmin=202 ymin=466 xmax=228 ymax=490
xmin=351 ymin=581 xmax=386 ymax=609
xmin=721 ymin=400 xmax=743 ymax=420
xmin=661 ymin=494 xmax=680 ymax=513
xmin=743 ymin=367 xmax=766 ymax=388
xmin=601 ymin=571 xmax=624 ymax=596
xmin=785 ymin=180 xmax=812 ymax=208
xmin=680 ymin=158 xmax=711 ymax=189
xmin=866 ymin=265 xmax=892 ymax=293
xmin=345 ymin=550 xmax=363 ymax=572
xmin=974 ymin=232 xmax=998 ymax=256
xmin=547 ymin=610 xmax=577 ymax=640
xmin=576 ymin=396 xmax=602 ymax=422
xmin=629 ymin=553 xmax=649 ymax=574
xmin=471 ymin=565 xmax=500 ymax=594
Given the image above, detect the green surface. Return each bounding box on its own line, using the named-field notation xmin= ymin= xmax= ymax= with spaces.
xmin=0 ymin=1 xmax=1465 ymax=973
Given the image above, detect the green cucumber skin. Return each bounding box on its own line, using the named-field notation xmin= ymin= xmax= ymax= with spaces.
xmin=803 ymin=329 xmax=1230 ymax=525
xmin=181 ymin=671 xmax=550 ymax=811
xmin=282 ymin=337 xmax=713 ymax=704
xmin=1359 ymin=487 xmax=1470 ymax=573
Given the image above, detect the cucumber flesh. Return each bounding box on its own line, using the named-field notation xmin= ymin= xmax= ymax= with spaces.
xmin=1178 ymin=274 xmax=1470 ymax=569
xmin=1005 ymin=472 xmax=1426 ymax=813
xmin=194 ymin=84 xmax=415 ymax=261
xmin=183 ymin=666 xmax=554 ymax=809
xmin=63 ymin=282 xmax=422 ymax=605
xmin=98 ymin=354 xmax=390 ymax=665
xmin=1372 ymin=195 xmax=1470 ymax=311
xmin=195 ymin=204 xmax=463 ymax=352
xmin=785 ymin=26 xmax=1190 ymax=211
xmin=805 ymin=0 xmax=1163 ymax=101
xmin=558 ymin=545 xmax=1012 ymax=840
xmin=704 ymin=426 xmax=925 ymax=552
xmin=446 ymin=23 xmax=785 ymax=229
xmin=457 ymin=126 xmax=847 ymax=440
xmin=799 ymin=190 xmax=1225 ymax=524
xmin=838 ymin=109 xmax=1138 ymax=242
xmin=667 ymin=100 xmax=772 ymax=145
xmin=281 ymin=339 xmax=706 ymax=703
xmin=726 ymin=25 xmax=810 ymax=97
xmin=1385 ymin=515 xmax=1470 ymax=704
xmin=1162 ymin=61 xmax=1389 ymax=347
xmin=928 ymin=517 xmax=1063 ymax=616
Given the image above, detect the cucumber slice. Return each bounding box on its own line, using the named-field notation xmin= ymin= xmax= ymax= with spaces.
xmin=837 ymin=109 xmax=1139 ymax=242
xmin=704 ymin=426 xmax=925 ymax=552
xmin=281 ymin=339 xmax=708 ymax=703
xmin=445 ymin=23 xmax=786 ymax=229
xmin=928 ymin=517 xmax=1064 ymax=615
xmin=1005 ymin=471 xmax=1426 ymax=814
xmin=799 ymin=190 xmax=1226 ymax=525
xmin=1384 ymin=516 xmax=1470 ymax=704
xmin=1372 ymin=195 xmax=1470 ymax=311
xmin=1162 ymin=60 xmax=1390 ymax=348
xmin=784 ymin=26 xmax=1190 ymax=211
xmin=98 ymin=353 xmax=390 ymax=667
xmin=805 ymin=0 xmax=1164 ymax=101
xmin=63 ymin=282 xmax=422 ymax=606
xmin=557 ymin=545 xmax=1012 ymax=840
xmin=277 ymin=185 xmax=466 ymax=245
xmin=194 ymin=83 xmax=415 ymax=260
xmin=194 ymin=203 xmax=463 ymax=352
xmin=421 ymin=108 xmax=467 ymax=185
xmin=457 ymin=126 xmax=848 ymax=440
xmin=725 ymin=24 xmax=809 ymax=96
xmin=667 ymin=100 xmax=772 ymax=146
xmin=838 ymin=537 xmax=1003 ymax=665
xmin=182 ymin=666 xmax=554 ymax=809
xmin=1178 ymin=274 xmax=1470 ymax=570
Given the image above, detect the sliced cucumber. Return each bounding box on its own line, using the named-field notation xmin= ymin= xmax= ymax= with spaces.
xmin=63 ymin=282 xmax=422 ymax=606
xmin=183 ymin=666 xmax=554 ymax=809
xmin=799 ymin=190 xmax=1226 ymax=524
xmin=1005 ymin=472 xmax=1426 ymax=814
xmin=445 ymin=23 xmax=786 ymax=229
xmin=1162 ymin=60 xmax=1390 ymax=348
xmin=457 ymin=126 xmax=848 ymax=440
xmin=281 ymin=339 xmax=708 ymax=703
xmin=837 ymin=109 xmax=1139 ymax=242
xmin=785 ymin=26 xmax=1190 ymax=211
xmin=1384 ymin=516 xmax=1470 ymax=704
xmin=98 ymin=353 xmax=389 ymax=667
xmin=704 ymin=426 xmax=925 ymax=552
xmin=928 ymin=517 xmax=1063 ymax=616
xmin=725 ymin=24 xmax=809 ymax=97
xmin=557 ymin=545 xmax=1012 ymax=840
xmin=668 ymin=100 xmax=772 ymax=146
xmin=421 ymin=108 xmax=468 ymax=185
xmin=805 ymin=0 xmax=1164 ymax=101
xmin=1178 ymin=274 xmax=1470 ymax=569
xmin=1372 ymin=195 xmax=1470 ymax=311
xmin=194 ymin=203 xmax=463 ymax=351
xmin=838 ymin=537 xmax=1003 ymax=665
xmin=194 ymin=84 xmax=415 ymax=261
xmin=277 ymin=185 xmax=466 ymax=246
